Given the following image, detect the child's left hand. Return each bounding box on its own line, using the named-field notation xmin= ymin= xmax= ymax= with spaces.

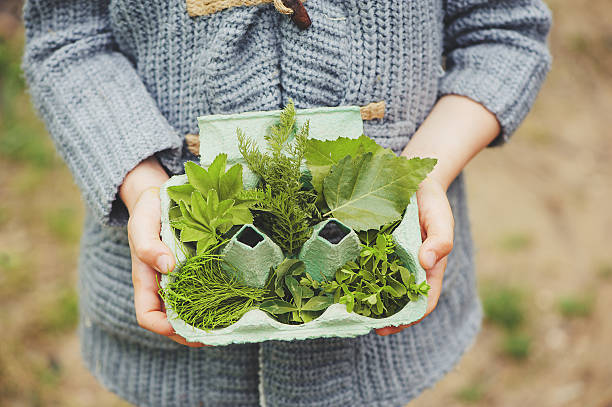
xmin=375 ymin=177 xmax=454 ymax=336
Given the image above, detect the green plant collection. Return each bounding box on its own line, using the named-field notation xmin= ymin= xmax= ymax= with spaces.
xmin=160 ymin=101 xmax=436 ymax=331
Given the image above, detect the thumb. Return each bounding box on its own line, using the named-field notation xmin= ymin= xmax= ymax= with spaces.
xmin=127 ymin=188 xmax=175 ymax=274
xmin=418 ymin=195 xmax=454 ymax=270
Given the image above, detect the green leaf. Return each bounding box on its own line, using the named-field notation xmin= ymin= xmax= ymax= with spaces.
xmin=228 ymin=202 xmax=254 ymax=225
xmin=190 ymin=191 xmax=210 ymax=225
xmin=300 ymin=311 xmax=321 ymax=323
xmin=168 ymin=205 xmax=182 ymax=222
xmin=398 ymin=265 xmax=414 ymax=287
xmin=178 ymin=201 xmax=205 ymax=230
xmin=185 ymin=161 xmax=214 ymax=194
xmin=259 ymin=299 xmax=298 ymax=315
xmin=416 ymin=281 xmax=431 ymax=295
xmin=219 ymin=163 xmax=244 ymax=201
xmin=305 ymin=135 xmax=382 ymax=193
xmin=301 ymin=295 xmax=333 ymax=312
xmin=204 ymin=189 xmax=219 ymax=220
xmin=340 ymin=294 xmax=355 ymax=313
xmin=375 ymin=295 xmax=384 ymax=314
xmin=387 ymin=275 xmax=407 ymax=297
xmin=167 ymin=184 xmax=195 ymax=204
xmin=381 ymin=285 xmax=401 ymax=298
xmin=207 ymin=153 xmax=228 ymax=187
xmin=285 ymin=276 xmax=302 ymax=308
xmin=323 ymin=150 xmax=436 ymax=231
xmin=300 ymin=285 xmax=314 ymax=299
xmin=184 ymin=155 xmax=245 ymax=202
xmin=364 ymin=293 xmax=378 ymax=305
xmin=180 ymin=226 xmax=210 ymax=242
xmin=336 ymin=268 xmax=353 ymax=283
xmin=271 ymin=259 xmax=303 ymax=298
xmin=333 ymin=287 xmax=342 ymax=303
xmin=196 ymin=235 xmax=217 ymax=254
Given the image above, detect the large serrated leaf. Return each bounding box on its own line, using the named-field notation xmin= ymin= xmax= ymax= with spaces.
xmin=322 ymin=150 xmax=436 ymax=231
xmin=304 ymin=135 xmax=381 ymax=193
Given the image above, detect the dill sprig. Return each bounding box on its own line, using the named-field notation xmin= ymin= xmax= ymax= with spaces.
xmin=160 ymin=250 xmax=267 ymax=330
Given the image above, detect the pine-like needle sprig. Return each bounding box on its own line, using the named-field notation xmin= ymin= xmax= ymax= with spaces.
xmin=237 ymin=101 xmax=321 ymax=254
xmin=160 ymin=250 xmax=267 ymax=330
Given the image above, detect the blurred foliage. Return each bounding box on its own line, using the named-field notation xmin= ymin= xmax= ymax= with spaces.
xmin=46 ymin=207 xmax=82 ymax=244
xmin=0 ymin=251 xmax=33 ymax=297
xmin=39 ymin=289 xmax=79 ymax=334
xmin=502 ymin=332 xmax=532 ymax=361
xmin=558 ymin=295 xmax=594 ymax=318
xmin=455 ymin=383 xmax=485 ymax=404
xmin=497 ymin=232 xmax=533 ymax=253
xmin=482 ymin=286 xmax=525 ymax=331
xmin=596 ymin=261 xmax=612 ymax=280
xmin=482 ymin=285 xmax=532 ymax=360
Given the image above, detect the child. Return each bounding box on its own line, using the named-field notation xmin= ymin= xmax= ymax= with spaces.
xmin=22 ymin=0 xmax=551 ymax=405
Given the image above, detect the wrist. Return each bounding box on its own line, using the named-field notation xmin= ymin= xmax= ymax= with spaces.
xmin=401 ymin=95 xmax=500 ymax=191
xmin=119 ymin=156 xmax=169 ymax=214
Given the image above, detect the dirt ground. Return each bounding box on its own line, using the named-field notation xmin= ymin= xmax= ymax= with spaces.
xmin=1 ymin=0 xmax=611 ymax=406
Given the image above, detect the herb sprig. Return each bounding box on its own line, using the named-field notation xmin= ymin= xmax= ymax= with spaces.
xmin=167 ymin=154 xmax=254 ymax=254
xmin=321 ymin=233 xmax=430 ymax=318
xmin=237 ymin=101 xmax=321 ymax=255
xmin=159 ymin=243 xmax=268 ymax=330
xmin=259 ymin=259 xmax=333 ymax=324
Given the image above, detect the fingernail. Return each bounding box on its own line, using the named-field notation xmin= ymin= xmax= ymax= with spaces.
xmin=422 ymin=250 xmax=436 ymax=269
xmin=157 ymin=255 xmax=173 ymax=273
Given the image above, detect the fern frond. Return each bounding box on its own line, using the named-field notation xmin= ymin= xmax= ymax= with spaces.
xmin=236 ymin=101 xmax=322 ymax=255
xmin=237 ymin=128 xmax=267 ymax=180
xmin=265 ymin=100 xmax=297 ymax=156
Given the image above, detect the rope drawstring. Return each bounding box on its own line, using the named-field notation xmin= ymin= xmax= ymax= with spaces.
xmin=273 ymin=0 xmax=294 ymax=15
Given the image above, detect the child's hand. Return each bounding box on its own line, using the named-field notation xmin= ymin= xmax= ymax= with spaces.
xmin=121 ymin=157 xmax=207 ymax=348
xmin=376 ymin=95 xmax=500 ymax=336
xmin=375 ymin=177 xmax=454 ymax=336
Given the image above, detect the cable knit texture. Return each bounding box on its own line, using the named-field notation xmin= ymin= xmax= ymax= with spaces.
xmin=22 ymin=0 xmax=551 ymax=406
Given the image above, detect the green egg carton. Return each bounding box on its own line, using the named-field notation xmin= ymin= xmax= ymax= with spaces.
xmin=159 ymin=106 xmax=427 ymax=346
xmin=298 ymin=218 xmax=361 ymax=281
xmin=220 ymin=224 xmax=284 ymax=288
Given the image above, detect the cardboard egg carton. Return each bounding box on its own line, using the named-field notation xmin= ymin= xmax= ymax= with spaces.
xmin=159 ymin=106 xmax=427 ymax=346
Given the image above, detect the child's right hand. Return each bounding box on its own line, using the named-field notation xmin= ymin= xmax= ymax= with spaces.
xmin=121 ymin=157 xmax=207 ymax=348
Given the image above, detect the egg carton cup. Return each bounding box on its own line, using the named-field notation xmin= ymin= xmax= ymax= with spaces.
xmin=221 ymin=224 xmax=284 ymax=288
xmin=298 ymin=218 xmax=361 ymax=281
xmin=159 ymin=106 xmax=427 ymax=346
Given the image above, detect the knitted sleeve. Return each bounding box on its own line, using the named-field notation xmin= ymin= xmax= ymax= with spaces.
xmin=22 ymin=0 xmax=183 ymax=226
xmin=439 ymin=0 xmax=553 ymax=145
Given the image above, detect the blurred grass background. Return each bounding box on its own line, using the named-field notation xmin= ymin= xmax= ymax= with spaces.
xmin=1 ymin=0 xmax=611 ymax=406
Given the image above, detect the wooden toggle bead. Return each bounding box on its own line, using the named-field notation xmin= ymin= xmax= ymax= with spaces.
xmin=282 ymin=0 xmax=311 ymax=30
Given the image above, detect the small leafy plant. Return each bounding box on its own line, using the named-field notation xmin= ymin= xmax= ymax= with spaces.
xmin=259 ymin=259 xmax=333 ymax=324
xmin=167 ymin=154 xmax=254 ymax=254
xmin=321 ymin=233 xmax=430 ymax=318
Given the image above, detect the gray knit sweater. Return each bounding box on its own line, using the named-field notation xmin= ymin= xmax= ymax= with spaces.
xmin=22 ymin=0 xmax=551 ymax=406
